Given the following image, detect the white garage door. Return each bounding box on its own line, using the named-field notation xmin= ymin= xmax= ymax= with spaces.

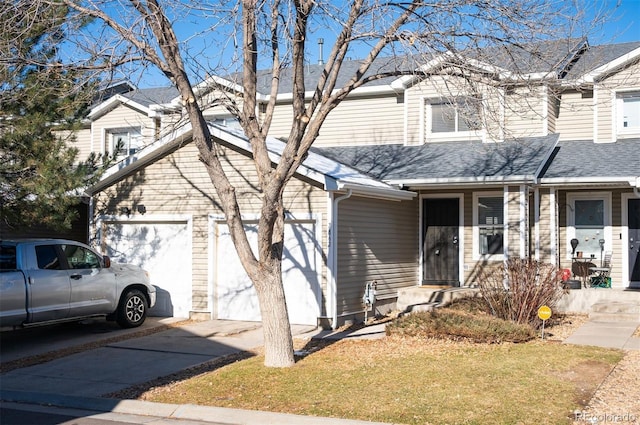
xmin=214 ymin=218 xmax=321 ymax=325
xmin=102 ymin=219 xmax=191 ymax=318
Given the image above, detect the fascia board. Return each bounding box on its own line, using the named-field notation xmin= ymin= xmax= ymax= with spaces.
xmin=388 ymin=175 xmax=538 ymax=187
xmin=273 ymin=84 xmax=398 ymax=102
xmin=208 ymin=126 xmax=337 ymax=189
xmin=336 ymin=182 xmax=416 ymax=201
xmin=539 ymin=176 xmax=640 ymax=186
xmin=579 ymin=46 xmax=640 ymax=83
xmin=88 ymin=94 xmax=150 ymax=120
xmin=164 ymin=75 xmax=268 ymax=108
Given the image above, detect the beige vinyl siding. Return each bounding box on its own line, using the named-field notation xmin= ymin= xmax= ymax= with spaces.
xmin=54 ymin=127 xmax=93 ymax=164
xmin=595 ymin=60 xmax=640 ymax=142
xmin=336 ymin=196 xmax=419 ymax=316
xmin=95 ymin=139 xmax=328 ymax=315
xmin=594 ymin=85 xmax=615 ymax=143
xmin=556 ymin=89 xmax=594 ymax=140
xmin=406 ymin=75 xmax=509 ymax=144
xmin=406 ymin=75 xmax=476 ymax=144
xmin=461 ymin=191 xmax=475 ymax=285
xmin=267 ymin=94 xmax=404 ymax=146
xmin=546 ymin=88 xmax=557 ymax=134
xmin=502 ymin=86 xmax=546 ymax=138
xmin=91 ymin=104 xmax=156 ymax=154
xmin=537 ymin=189 xmax=555 ymax=264
xmin=506 ymin=187 xmax=523 ymax=258
xmin=610 ymin=190 xmax=624 ymax=287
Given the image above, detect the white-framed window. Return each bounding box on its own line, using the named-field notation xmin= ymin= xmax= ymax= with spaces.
xmin=473 ymin=192 xmax=504 ymax=259
xmin=426 ymin=97 xmax=482 ymax=141
xmin=107 ymin=127 xmax=142 ymax=158
xmin=566 ymin=193 xmax=611 ymax=259
xmin=617 ymin=91 xmax=640 ymax=136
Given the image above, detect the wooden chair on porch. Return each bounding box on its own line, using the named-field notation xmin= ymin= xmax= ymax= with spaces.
xmin=589 ymin=252 xmax=612 ymax=288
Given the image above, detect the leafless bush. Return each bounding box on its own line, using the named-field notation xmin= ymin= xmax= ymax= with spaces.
xmin=477 ymin=259 xmax=564 ymax=328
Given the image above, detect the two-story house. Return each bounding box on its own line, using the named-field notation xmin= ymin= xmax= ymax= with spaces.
xmin=72 ymin=39 xmax=639 ymax=328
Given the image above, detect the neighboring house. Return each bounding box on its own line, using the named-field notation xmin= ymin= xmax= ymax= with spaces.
xmin=72 ymin=39 xmax=639 ymax=328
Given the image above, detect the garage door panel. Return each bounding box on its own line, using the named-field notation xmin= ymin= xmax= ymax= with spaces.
xmin=216 ymin=224 xmax=261 ymax=322
xmin=215 ymin=220 xmax=321 ymax=325
xmin=103 ymin=221 xmax=191 ymax=318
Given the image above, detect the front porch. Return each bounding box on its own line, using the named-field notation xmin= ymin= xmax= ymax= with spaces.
xmin=396 ymin=286 xmax=640 ymax=321
xmin=556 ymin=288 xmax=640 ymax=320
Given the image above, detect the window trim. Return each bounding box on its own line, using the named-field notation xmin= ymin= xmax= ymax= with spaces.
xmin=473 ymin=191 xmax=506 ymax=261
xmin=106 ymin=127 xmax=143 ymax=158
xmin=566 ymin=192 xmax=612 ymax=260
xmin=424 ymin=96 xmax=483 ymax=142
xmin=615 ymin=89 xmax=640 ymax=138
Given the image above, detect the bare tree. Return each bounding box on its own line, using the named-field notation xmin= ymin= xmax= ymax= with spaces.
xmin=30 ymin=0 xmax=605 ymax=367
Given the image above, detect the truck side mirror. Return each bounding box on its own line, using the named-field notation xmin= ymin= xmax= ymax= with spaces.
xmin=103 ymin=255 xmax=111 ymax=268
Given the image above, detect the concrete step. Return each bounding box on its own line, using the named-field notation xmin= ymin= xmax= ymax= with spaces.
xmin=397 ymin=286 xmax=478 ymax=314
xmin=589 ymin=301 xmax=640 ymax=322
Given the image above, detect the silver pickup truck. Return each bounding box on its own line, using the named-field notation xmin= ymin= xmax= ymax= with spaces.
xmin=0 ymin=239 xmax=156 ymax=329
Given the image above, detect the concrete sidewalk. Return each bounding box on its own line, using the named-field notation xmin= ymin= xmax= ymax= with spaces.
xmin=563 ymin=319 xmax=640 ymax=350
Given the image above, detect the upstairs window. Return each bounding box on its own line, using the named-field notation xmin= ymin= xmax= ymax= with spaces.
xmin=108 ymin=128 xmax=142 ymax=158
xmin=426 ymin=97 xmax=482 ymax=140
xmin=617 ymin=92 xmax=640 ymax=136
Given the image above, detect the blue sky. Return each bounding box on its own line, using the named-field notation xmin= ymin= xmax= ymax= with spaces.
xmin=590 ymin=0 xmax=639 ymax=43
xmin=129 ymin=0 xmax=639 ymax=88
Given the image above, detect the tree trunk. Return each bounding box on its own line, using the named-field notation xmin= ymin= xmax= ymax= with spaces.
xmin=254 ymin=266 xmax=295 ymax=367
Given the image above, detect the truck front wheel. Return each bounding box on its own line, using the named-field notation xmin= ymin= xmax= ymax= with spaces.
xmin=116 ymin=289 xmax=147 ymax=328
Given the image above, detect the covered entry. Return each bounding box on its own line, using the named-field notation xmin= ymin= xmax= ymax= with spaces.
xmin=422 ymin=197 xmax=461 ymax=286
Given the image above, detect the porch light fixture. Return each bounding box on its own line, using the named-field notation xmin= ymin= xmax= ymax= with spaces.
xmin=136 ymin=204 xmax=147 ymax=215
xmin=120 ymin=207 xmax=131 ymax=217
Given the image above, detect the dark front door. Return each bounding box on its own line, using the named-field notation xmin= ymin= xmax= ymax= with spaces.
xmin=629 ymin=198 xmax=640 ymax=284
xmin=423 ymin=198 xmax=460 ymax=286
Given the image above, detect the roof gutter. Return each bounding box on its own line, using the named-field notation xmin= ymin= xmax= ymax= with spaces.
xmin=539 ymin=176 xmax=640 ymax=187
xmin=388 ymin=175 xmax=537 ymax=188
xmin=336 ymin=182 xmax=416 ymax=201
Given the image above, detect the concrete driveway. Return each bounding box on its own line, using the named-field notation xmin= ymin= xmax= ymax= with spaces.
xmin=1 ymin=318 xmax=315 ymax=397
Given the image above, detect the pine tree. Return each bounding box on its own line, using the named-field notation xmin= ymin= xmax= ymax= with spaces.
xmin=0 ymin=1 xmax=99 ymax=231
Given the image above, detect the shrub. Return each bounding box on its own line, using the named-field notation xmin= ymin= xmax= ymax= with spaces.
xmin=476 ymin=259 xmax=565 ymax=328
xmin=386 ymin=309 xmax=536 ymax=343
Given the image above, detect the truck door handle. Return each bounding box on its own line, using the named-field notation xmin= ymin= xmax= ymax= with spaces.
xmin=70 ymin=274 xmax=82 ymax=280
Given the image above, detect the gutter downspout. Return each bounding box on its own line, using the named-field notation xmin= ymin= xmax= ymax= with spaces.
xmin=328 ymin=189 xmax=352 ymax=329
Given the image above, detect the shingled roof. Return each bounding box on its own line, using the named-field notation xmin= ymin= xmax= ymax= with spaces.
xmin=314 ymin=134 xmax=559 ymax=186
xmin=539 ymin=138 xmax=640 ymax=182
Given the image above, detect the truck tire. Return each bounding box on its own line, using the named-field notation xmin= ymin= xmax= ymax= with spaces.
xmin=116 ymin=289 xmax=147 ymax=328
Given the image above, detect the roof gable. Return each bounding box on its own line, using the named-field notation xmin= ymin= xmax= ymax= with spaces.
xmin=91 ymin=122 xmax=414 ymax=201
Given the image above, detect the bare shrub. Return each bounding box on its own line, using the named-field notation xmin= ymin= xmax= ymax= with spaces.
xmin=477 ymin=259 xmax=565 ymax=328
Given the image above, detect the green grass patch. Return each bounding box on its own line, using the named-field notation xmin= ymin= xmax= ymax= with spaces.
xmin=144 ymin=338 xmax=622 ymax=425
